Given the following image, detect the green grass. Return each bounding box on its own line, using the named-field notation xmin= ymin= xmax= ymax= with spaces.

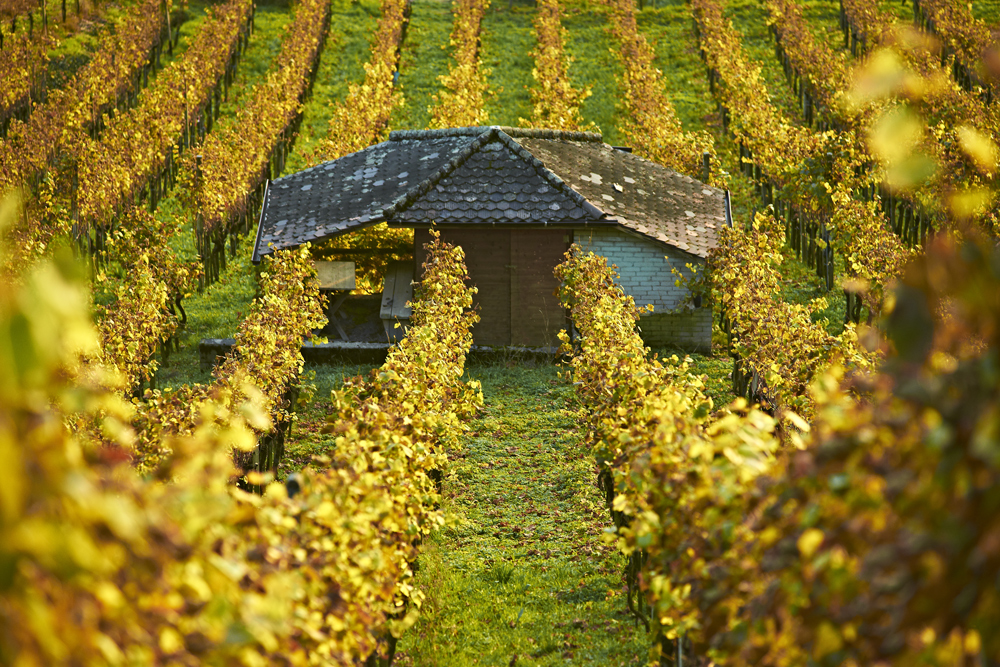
xmin=480 ymin=3 xmax=536 ymax=126
xmin=284 ymin=0 xmax=381 ymax=173
xmin=776 ymin=245 xmax=847 ymax=336
xmin=279 ymin=363 xmax=383 ymax=475
xmin=152 ymin=232 xmax=260 ymax=389
xmin=281 ymin=355 xmax=739 ymax=663
xmin=392 ymin=365 xmax=648 ymax=666
xmin=799 ymin=0 xmax=848 ymax=50
xmin=634 ymin=0 xmax=716 ymax=133
xmin=877 ymin=0 xmax=911 ymax=22
xmin=972 ymin=0 xmax=1000 ymax=25
xmin=562 ymin=3 xmax=623 ymax=145
xmin=156 ymin=0 xmax=211 ymax=72
xmin=391 ymin=0 xmax=454 ymax=131
xmin=45 ymin=0 xmax=145 ymax=90
xmin=223 ymin=1 xmax=295 ymax=110
xmin=722 ymin=0 xmax=802 ymax=123
xmin=679 ymin=350 xmax=737 ymax=408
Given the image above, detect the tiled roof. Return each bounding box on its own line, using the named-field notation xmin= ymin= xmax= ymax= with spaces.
xmin=252 ymin=126 xmax=725 ymax=262
xmin=516 ymin=138 xmax=726 ymax=257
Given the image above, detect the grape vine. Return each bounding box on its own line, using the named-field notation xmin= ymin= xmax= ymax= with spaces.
xmin=429 ymin=0 xmax=490 ymax=128
xmin=74 ymin=0 xmax=254 ymax=244
xmin=556 ymin=245 xmax=781 ymax=663
xmin=0 ymin=0 xmax=172 ymax=195
xmin=691 ymin=0 xmax=911 ymax=323
xmin=520 ymin=0 xmax=592 ymax=132
xmin=763 ymin=0 xmax=849 ymax=129
xmin=605 ymin=0 xmax=716 ymax=181
xmin=318 ymin=0 xmax=409 ymax=162
xmin=0 ymin=31 xmax=51 ymax=137
xmin=0 ymin=225 xmax=482 ymax=665
xmin=184 ymin=0 xmax=331 ymax=287
xmin=912 ymin=0 xmax=996 ymax=104
xmin=558 ymin=232 xmax=1000 ymax=665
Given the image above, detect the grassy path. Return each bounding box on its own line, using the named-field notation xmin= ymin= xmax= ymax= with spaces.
xmin=562 ymin=3 xmax=623 ymax=145
xmin=224 ymin=1 xmax=295 ymax=111
xmin=722 ymin=0 xmax=802 ymax=122
xmin=635 ymin=0 xmax=716 ymax=133
xmin=284 ymin=0 xmax=381 ymax=172
xmin=391 ymin=0 xmax=453 ymax=130
xmin=973 ymin=0 xmax=1000 ymax=25
xmin=395 ymin=365 xmax=647 ymax=667
xmin=480 ymin=4 xmax=536 ymax=126
xmin=798 ymin=0 xmax=846 ymax=49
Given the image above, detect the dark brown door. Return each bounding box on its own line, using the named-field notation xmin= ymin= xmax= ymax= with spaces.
xmin=414 ymin=228 xmax=567 ymax=347
xmin=458 ymin=229 xmax=512 ymax=347
xmin=417 ymin=228 xmax=511 ymax=346
xmin=510 ymin=230 xmax=567 ymax=347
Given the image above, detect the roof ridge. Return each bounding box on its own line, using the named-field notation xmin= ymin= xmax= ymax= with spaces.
xmin=383 ymin=128 xmax=609 ymax=222
xmin=382 ymin=131 xmax=493 ymax=219
xmin=388 ymin=126 xmax=603 ymax=143
xmin=492 ymin=131 xmax=608 ymax=221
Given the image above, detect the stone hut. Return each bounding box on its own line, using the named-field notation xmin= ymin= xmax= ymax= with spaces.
xmin=251 ymin=126 xmax=730 ymax=351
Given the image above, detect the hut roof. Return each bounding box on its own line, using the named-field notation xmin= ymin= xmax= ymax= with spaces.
xmin=252 ymin=126 xmax=727 ymax=263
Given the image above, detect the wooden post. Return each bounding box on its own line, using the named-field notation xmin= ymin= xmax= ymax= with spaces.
xmin=195 ymin=153 xmax=206 ymax=288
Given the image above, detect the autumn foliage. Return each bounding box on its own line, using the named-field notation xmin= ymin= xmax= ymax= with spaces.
xmin=692 ymin=0 xmax=911 ymax=317
xmin=556 ymin=246 xmax=780 ymax=663
xmin=520 ymin=0 xmax=592 ymax=132
xmin=710 ymin=211 xmax=877 ymax=419
xmin=0 ymin=0 xmax=169 ymax=194
xmin=0 ymin=31 xmax=51 ymax=136
xmin=76 ymin=0 xmax=253 ymax=233
xmin=603 ymin=0 xmax=716 ymax=182
xmin=183 ymin=0 xmax=330 ymax=286
xmin=559 ymin=232 xmax=1000 ymax=665
xmin=0 ymin=227 xmax=480 ymax=665
xmin=318 ymin=0 xmax=409 ymax=162
xmin=429 ymin=0 xmax=490 ymax=129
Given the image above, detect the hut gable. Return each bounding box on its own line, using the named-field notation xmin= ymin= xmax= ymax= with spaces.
xmin=388 ymin=131 xmax=603 ymax=227
xmin=251 ymin=126 xmax=727 ymax=264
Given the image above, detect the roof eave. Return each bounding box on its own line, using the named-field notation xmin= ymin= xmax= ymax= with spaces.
xmin=612 ymin=222 xmax=713 ymax=261
xmin=252 ymin=215 xmax=387 ymax=262
xmin=250 ymin=179 xmax=271 ymax=265
xmin=387 ymin=217 xmax=617 ymax=229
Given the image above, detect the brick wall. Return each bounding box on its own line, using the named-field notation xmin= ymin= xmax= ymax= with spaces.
xmin=573 ymin=228 xmax=712 ymax=352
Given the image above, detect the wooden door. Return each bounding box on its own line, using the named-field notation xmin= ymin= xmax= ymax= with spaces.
xmin=414 ymin=228 xmax=567 ymax=347
xmin=417 ymin=228 xmax=512 ymax=346
xmin=510 ymin=230 xmax=568 ymax=347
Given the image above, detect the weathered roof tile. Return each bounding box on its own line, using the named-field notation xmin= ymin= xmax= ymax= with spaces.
xmin=252 ymin=127 xmax=725 ymax=262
